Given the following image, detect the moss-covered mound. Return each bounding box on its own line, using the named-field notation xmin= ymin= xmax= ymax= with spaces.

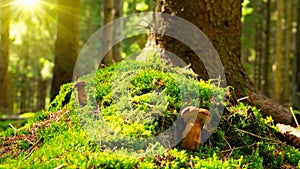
xmin=1 ymin=57 xmax=300 ymax=168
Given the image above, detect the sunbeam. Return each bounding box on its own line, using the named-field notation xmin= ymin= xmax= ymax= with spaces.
xmin=11 ymin=0 xmax=49 ymax=19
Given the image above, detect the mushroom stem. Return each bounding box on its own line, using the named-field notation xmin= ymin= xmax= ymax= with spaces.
xmin=180 ymin=106 xmax=211 ymax=151
xmin=74 ymin=81 xmax=87 ymax=106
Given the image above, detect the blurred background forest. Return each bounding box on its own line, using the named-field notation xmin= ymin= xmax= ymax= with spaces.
xmin=0 ymin=0 xmax=300 ymax=116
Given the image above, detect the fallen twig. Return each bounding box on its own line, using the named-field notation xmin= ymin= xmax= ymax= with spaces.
xmin=289 ymin=107 xmax=299 ymax=128
xmin=223 ymin=137 xmax=233 ymax=159
xmin=54 ymin=164 xmax=65 ymax=169
xmin=221 ymin=143 xmax=258 ymax=153
xmin=9 ymin=123 xmax=18 ymax=136
xmin=10 ymin=149 xmax=23 ymax=160
xmin=24 ymin=137 xmax=43 ymax=160
xmin=9 ymin=123 xmax=17 ymax=132
xmin=237 ymin=129 xmax=283 ymax=144
xmin=237 ymin=96 xmax=249 ymax=102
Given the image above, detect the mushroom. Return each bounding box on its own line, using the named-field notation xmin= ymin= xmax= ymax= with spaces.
xmin=180 ymin=106 xmax=211 ymax=151
xmin=74 ymin=81 xmax=87 ymax=106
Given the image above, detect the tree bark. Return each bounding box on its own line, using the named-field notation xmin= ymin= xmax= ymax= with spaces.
xmin=293 ymin=0 xmax=300 ymax=109
xmin=254 ymin=22 xmax=263 ymax=91
xmin=51 ymin=0 xmax=80 ymax=100
xmin=0 ymin=0 xmax=10 ymax=114
xmin=146 ymin=0 xmax=291 ymax=124
xmin=283 ymin=0 xmax=294 ymax=105
xmin=275 ymin=0 xmax=283 ymax=104
xmin=263 ymin=0 xmax=272 ymax=98
xmin=37 ymin=77 xmax=47 ymax=110
xmin=20 ymin=45 xmax=29 ymax=113
xmin=102 ymin=0 xmax=115 ymax=65
xmin=112 ymin=0 xmax=124 ymax=62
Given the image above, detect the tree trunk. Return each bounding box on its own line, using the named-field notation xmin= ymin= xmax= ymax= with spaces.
xmin=102 ymin=0 xmax=115 ymax=65
xmin=20 ymin=74 xmax=29 ymax=113
xmin=0 ymin=0 xmax=10 ymax=114
xmin=8 ymin=72 xmax=15 ymax=113
xmin=283 ymin=0 xmax=294 ymax=105
xmin=275 ymin=0 xmax=284 ymax=104
xmin=37 ymin=77 xmax=47 ymax=110
xmin=293 ymin=0 xmax=300 ymax=109
xmin=51 ymin=0 xmax=80 ymax=100
xmin=254 ymin=22 xmax=263 ymax=91
xmin=146 ymin=0 xmax=291 ymax=124
xmin=112 ymin=0 xmax=124 ymax=62
xmin=263 ymin=0 xmax=272 ymax=98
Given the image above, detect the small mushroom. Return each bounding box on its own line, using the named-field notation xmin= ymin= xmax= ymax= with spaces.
xmin=180 ymin=106 xmax=211 ymax=151
xmin=74 ymin=81 xmax=87 ymax=106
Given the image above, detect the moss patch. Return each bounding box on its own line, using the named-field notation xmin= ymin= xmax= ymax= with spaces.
xmin=1 ymin=56 xmax=300 ymax=168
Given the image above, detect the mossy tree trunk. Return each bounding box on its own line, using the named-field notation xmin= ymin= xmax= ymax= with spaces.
xmin=51 ymin=0 xmax=80 ymax=100
xmin=146 ymin=0 xmax=291 ymax=124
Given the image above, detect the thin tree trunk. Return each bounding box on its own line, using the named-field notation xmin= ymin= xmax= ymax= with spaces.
xmin=293 ymin=0 xmax=300 ymax=108
xmin=51 ymin=0 xmax=80 ymax=100
xmin=283 ymin=0 xmax=294 ymax=105
xmin=20 ymin=45 xmax=29 ymax=113
xmin=264 ymin=0 xmax=272 ymax=98
xmin=102 ymin=0 xmax=115 ymax=65
xmin=275 ymin=0 xmax=284 ymax=104
xmin=146 ymin=0 xmax=291 ymax=124
xmin=254 ymin=22 xmax=263 ymax=91
xmin=8 ymin=72 xmax=15 ymax=113
xmin=29 ymin=78 xmax=36 ymax=110
xmin=37 ymin=77 xmax=47 ymax=110
xmin=0 ymin=0 xmax=10 ymax=114
xmin=112 ymin=0 xmax=124 ymax=62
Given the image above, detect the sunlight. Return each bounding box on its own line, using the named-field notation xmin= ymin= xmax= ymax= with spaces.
xmin=14 ymin=0 xmax=42 ymax=16
xmin=16 ymin=0 xmax=41 ymax=9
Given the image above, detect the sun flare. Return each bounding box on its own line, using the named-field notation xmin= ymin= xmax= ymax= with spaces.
xmin=13 ymin=0 xmax=44 ymax=17
xmin=16 ymin=0 xmax=41 ymax=7
xmin=14 ymin=0 xmax=41 ymax=13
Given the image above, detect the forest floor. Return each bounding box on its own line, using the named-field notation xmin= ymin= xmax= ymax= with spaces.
xmin=1 ymin=58 xmax=300 ymax=168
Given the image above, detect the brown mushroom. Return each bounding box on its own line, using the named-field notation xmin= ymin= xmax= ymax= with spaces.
xmin=74 ymin=81 xmax=87 ymax=106
xmin=180 ymin=106 xmax=211 ymax=151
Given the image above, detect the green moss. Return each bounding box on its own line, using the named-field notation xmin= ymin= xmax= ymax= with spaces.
xmin=47 ymin=83 xmax=73 ymax=112
xmin=1 ymin=55 xmax=300 ymax=168
xmin=93 ymin=59 xmax=221 ymax=140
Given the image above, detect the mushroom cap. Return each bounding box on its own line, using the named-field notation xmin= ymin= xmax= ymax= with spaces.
xmin=180 ymin=106 xmax=210 ymax=123
xmin=74 ymin=81 xmax=86 ymax=88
